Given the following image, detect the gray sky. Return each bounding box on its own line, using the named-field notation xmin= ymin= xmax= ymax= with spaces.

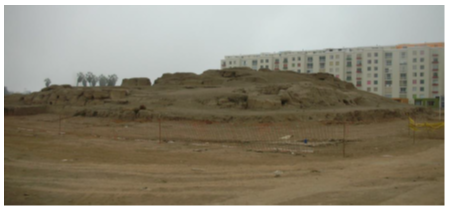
xmin=4 ymin=5 xmax=444 ymax=92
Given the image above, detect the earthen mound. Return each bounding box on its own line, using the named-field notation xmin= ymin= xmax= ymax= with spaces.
xmin=121 ymin=78 xmax=151 ymax=87
xmin=5 ymin=68 xmax=428 ymax=122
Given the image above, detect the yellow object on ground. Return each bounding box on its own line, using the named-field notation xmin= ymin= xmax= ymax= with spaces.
xmin=409 ymin=117 xmax=444 ymax=131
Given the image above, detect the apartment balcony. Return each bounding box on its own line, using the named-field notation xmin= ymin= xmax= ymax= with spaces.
xmin=356 ymin=84 xmax=362 ymax=87
xmin=433 ymin=83 xmax=439 ymax=86
xmin=275 ymin=61 xmax=279 ymax=64
xmin=346 ymin=57 xmax=352 ymax=60
xmin=357 ymin=64 xmax=362 ymax=67
xmin=356 ymin=70 xmax=362 ymax=74
xmin=356 ymin=77 xmax=362 ymax=80
xmin=432 ymin=60 xmax=439 ymax=64
xmin=433 ymin=76 xmax=439 ymax=79
xmin=433 ymin=54 xmax=438 ymax=57
xmin=400 ymin=83 xmax=407 ymax=87
xmin=400 ymin=94 xmax=407 ymax=99
xmin=356 ymin=57 xmax=362 ymax=60
xmin=346 ymin=64 xmax=352 ymax=68
xmin=433 ymin=69 xmax=438 ymax=71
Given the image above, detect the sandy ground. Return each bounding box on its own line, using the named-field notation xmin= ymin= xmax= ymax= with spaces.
xmin=4 ymin=114 xmax=444 ymax=205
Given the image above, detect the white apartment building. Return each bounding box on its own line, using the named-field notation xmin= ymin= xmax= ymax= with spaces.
xmin=220 ymin=43 xmax=444 ymax=105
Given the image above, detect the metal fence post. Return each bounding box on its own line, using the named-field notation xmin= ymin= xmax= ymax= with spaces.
xmin=343 ymin=122 xmax=346 ymax=158
xmin=158 ymin=114 xmax=162 ymax=144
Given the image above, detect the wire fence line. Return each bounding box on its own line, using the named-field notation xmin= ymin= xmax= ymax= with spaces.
xmin=9 ymin=114 xmax=443 ymax=156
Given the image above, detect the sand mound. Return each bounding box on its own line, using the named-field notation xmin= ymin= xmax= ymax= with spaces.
xmin=5 ymin=68 xmax=428 ymax=122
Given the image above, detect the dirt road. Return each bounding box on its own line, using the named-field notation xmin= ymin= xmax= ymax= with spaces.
xmin=4 ymin=115 xmax=444 ymax=205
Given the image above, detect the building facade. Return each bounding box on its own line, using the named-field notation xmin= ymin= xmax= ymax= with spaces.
xmin=220 ymin=42 xmax=444 ymax=104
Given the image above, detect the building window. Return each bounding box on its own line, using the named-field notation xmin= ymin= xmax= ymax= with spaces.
xmin=298 ymin=57 xmax=301 ymax=61
xmin=420 ymin=80 xmax=425 ymax=84
xmin=433 ymin=73 xmax=438 ymax=78
xmin=329 ymin=62 xmax=334 ymax=66
xmin=420 ymin=72 xmax=424 ymax=77
xmin=385 ymin=53 xmax=393 ymax=58
xmin=420 ymin=65 xmax=425 ymax=70
xmin=374 ymin=60 xmax=378 ymax=64
xmin=413 ymin=51 xmax=417 ymax=55
xmin=292 ymin=57 xmax=295 ymax=61
xmin=330 ymin=55 xmax=334 ymax=59
xmin=265 ymin=65 xmax=269 ymax=69
xmin=412 ymin=87 xmax=417 ymax=92
xmin=307 ymin=57 xmax=313 ymax=62
xmin=283 ymin=58 xmax=288 ymax=63
xmin=401 ymin=52 xmax=407 ymax=58
xmin=367 ymin=53 xmax=371 ymax=57
xmin=368 ymin=67 xmax=372 ymax=71
xmin=298 ymin=69 xmax=301 ymax=73
xmin=413 ymin=65 xmax=417 ymax=70
xmin=374 ymin=87 xmax=378 ymax=92
xmin=420 ymin=87 xmax=424 ymax=92
xmin=266 ymin=59 xmax=269 ymax=63
xmin=413 ymin=80 xmax=417 ymax=84
xmin=413 ymin=58 xmax=417 ymax=63
xmin=374 ymin=73 xmax=378 ymax=78
xmin=329 ymin=68 xmax=333 ymax=72
xmin=368 ymin=60 xmax=372 ymax=64
xmin=298 ymin=63 xmax=301 ymax=67
xmin=243 ymin=61 xmax=246 ymax=65
xmin=413 ymin=72 xmax=417 ymax=77
xmin=260 ymin=59 xmax=264 ymax=63
xmin=374 ymin=80 xmax=378 ymax=85
xmin=400 ymin=88 xmax=407 ymax=92
xmin=367 ymin=80 xmax=371 ymax=85
xmin=386 ymin=60 xmax=392 ymax=66
xmin=374 ymin=66 xmax=378 ymax=71
xmin=420 ymin=50 xmax=424 ymax=55
xmin=420 ymin=58 xmax=424 ymax=62
xmin=292 ymin=63 xmax=295 ymax=67
xmin=374 ymin=53 xmax=378 ymax=57
xmin=400 ymin=73 xmax=407 ymax=79
xmin=229 ymin=61 xmax=232 ymax=64
xmin=367 ymin=87 xmax=371 ymax=92
xmin=336 ymin=61 xmax=340 ymax=66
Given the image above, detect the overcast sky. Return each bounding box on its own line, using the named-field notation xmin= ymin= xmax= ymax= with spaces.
xmin=4 ymin=5 xmax=444 ymax=93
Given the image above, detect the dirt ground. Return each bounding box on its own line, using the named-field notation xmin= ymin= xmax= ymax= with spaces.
xmin=4 ymin=114 xmax=444 ymax=205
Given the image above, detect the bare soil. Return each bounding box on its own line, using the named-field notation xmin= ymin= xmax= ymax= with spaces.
xmin=4 ymin=114 xmax=444 ymax=205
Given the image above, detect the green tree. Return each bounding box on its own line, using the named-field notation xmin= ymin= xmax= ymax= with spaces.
xmin=107 ymin=74 xmax=118 ymax=86
xmin=76 ymin=72 xmax=85 ymax=86
xmin=91 ymin=75 xmax=99 ymax=87
xmin=99 ymin=74 xmax=108 ymax=87
xmin=44 ymin=78 xmax=51 ymax=87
